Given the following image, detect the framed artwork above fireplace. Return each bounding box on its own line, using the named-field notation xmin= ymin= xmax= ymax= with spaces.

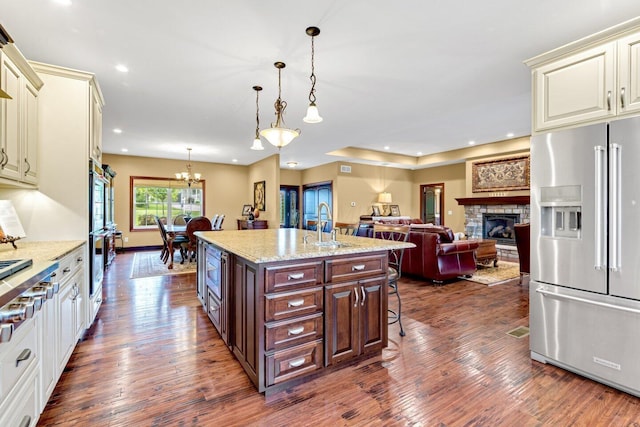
xmin=472 ymin=155 xmax=530 ymax=193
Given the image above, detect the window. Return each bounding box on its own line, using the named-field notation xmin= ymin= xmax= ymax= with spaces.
xmin=130 ymin=177 xmax=205 ymax=230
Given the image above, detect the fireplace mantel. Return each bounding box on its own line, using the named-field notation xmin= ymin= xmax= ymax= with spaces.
xmin=456 ymin=196 xmax=530 ymax=206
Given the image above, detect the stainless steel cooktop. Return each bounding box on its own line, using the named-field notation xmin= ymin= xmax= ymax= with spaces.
xmin=0 ymin=259 xmax=33 ymax=281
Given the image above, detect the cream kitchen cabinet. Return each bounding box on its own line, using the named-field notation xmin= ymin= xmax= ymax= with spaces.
xmin=0 ymin=44 xmax=43 ymax=186
xmin=90 ymin=84 xmax=103 ymax=165
xmin=527 ymin=20 xmax=640 ymax=133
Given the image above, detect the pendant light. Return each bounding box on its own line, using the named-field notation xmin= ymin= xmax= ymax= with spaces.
xmin=260 ymin=62 xmax=300 ymax=149
xmin=303 ymin=26 xmax=323 ymax=123
xmin=250 ymin=85 xmax=265 ymax=150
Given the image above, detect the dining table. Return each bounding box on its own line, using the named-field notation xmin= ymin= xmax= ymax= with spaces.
xmin=163 ymin=223 xmax=187 ymax=269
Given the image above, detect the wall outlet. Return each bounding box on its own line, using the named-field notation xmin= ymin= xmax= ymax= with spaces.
xmin=124 ymin=237 xmax=129 ymax=242
xmin=448 ymin=210 xmax=453 ymax=215
xmin=351 ymin=202 xmax=356 ymax=207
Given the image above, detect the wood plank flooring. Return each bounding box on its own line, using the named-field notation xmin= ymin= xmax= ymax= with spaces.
xmin=37 ymin=251 xmax=640 ymax=426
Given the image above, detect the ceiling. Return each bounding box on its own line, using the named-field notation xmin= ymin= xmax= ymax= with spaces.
xmin=1 ymin=1 xmax=639 ymax=170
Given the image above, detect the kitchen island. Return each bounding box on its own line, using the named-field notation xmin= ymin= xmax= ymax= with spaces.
xmin=195 ymin=228 xmax=414 ymax=394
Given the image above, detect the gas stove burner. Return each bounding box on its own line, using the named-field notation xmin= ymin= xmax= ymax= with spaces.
xmin=0 ymin=259 xmax=33 ymax=281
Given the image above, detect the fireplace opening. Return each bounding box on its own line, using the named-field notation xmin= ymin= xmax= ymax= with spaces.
xmin=482 ymin=213 xmax=520 ymax=245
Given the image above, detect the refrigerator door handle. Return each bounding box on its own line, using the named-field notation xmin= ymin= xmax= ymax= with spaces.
xmin=610 ymin=143 xmax=622 ymax=272
xmin=594 ymin=145 xmax=605 ymax=270
xmin=536 ymin=287 xmax=640 ymax=315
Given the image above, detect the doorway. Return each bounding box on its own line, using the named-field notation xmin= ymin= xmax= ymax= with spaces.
xmin=279 ymin=185 xmax=300 ymax=228
xmin=421 ymin=183 xmax=444 ymax=225
xmin=302 ymin=182 xmax=332 ymax=231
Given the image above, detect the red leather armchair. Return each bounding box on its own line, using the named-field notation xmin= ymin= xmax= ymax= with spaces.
xmin=402 ymin=226 xmax=479 ymax=283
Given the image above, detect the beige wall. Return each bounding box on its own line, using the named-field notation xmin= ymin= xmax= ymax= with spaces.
xmin=103 ymin=153 xmax=249 ymax=248
xmin=103 ymin=136 xmax=531 ymax=247
xmin=412 ymin=163 xmax=466 ymax=232
xmin=248 ymin=154 xmax=280 ymax=226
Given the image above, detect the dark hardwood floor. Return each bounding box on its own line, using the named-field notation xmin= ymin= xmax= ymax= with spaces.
xmin=37 ymin=251 xmax=640 ymax=426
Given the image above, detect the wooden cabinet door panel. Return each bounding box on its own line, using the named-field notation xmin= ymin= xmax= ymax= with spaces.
xmin=359 ymin=277 xmax=387 ymax=353
xmin=325 ymin=282 xmax=359 ymax=365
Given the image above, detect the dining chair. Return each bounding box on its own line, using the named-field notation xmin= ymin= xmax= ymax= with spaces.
xmin=173 ymin=214 xmax=191 ymax=225
xmin=210 ymin=214 xmax=219 ymax=229
xmin=373 ymin=224 xmax=411 ymax=337
xmin=213 ymin=214 xmax=225 ymax=230
xmin=183 ymin=216 xmax=213 ymax=262
xmin=156 ymin=215 xmax=188 ymax=263
xmin=334 ymin=222 xmax=358 ymax=236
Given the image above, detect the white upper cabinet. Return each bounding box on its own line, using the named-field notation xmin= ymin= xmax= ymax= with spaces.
xmin=0 ymin=44 xmax=43 ymax=186
xmin=527 ymin=19 xmax=640 ymax=133
xmin=532 ymin=43 xmax=616 ymax=132
xmin=617 ymin=31 xmax=640 ymax=116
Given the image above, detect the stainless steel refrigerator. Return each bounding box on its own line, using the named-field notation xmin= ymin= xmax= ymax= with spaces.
xmin=530 ymin=116 xmax=640 ymax=397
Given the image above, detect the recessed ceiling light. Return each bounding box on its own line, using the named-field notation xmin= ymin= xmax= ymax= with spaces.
xmin=384 ymin=146 xmax=390 ymax=150
xmin=286 ymin=161 xmax=298 ymax=168
xmin=113 ymin=128 xmax=122 ymax=134
xmin=468 ymin=140 xmax=476 ymax=145
xmin=506 ymin=132 xmax=514 ymax=138
xmin=115 ymin=64 xmax=129 ymax=73
xmin=121 ymin=148 xmax=128 ymax=153
xmin=232 ymin=159 xmax=238 ymax=163
xmin=417 ymin=151 xmax=423 ymax=156
xmin=52 ymin=0 xmax=72 ymax=6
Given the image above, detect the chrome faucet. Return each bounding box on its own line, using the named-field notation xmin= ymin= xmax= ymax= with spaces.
xmin=317 ymin=202 xmax=332 ymax=243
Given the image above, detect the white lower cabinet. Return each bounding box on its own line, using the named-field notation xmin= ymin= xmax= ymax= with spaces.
xmin=0 ymin=315 xmax=40 ymax=427
xmin=39 ymin=292 xmax=57 ymax=411
xmin=57 ymin=268 xmax=83 ymax=374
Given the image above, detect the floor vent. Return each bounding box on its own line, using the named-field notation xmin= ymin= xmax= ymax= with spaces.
xmin=506 ymin=326 xmax=530 ymax=338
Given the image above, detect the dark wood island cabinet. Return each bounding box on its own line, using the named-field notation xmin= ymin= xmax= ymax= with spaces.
xmin=195 ymin=229 xmax=413 ymax=394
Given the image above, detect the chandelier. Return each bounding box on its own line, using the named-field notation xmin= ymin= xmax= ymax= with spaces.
xmin=260 ymin=62 xmax=300 ymax=149
xmin=175 ymin=148 xmax=201 ymax=187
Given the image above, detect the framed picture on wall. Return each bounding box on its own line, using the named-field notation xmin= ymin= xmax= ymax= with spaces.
xmin=372 ymin=205 xmax=381 ymax=216
xmin=390 ymin=205 xmax=401 ymax=216
xmin=242 ymin=204 xmax=253 ymax=216
xmin=254 ymin=181 xmax=266 ymax=211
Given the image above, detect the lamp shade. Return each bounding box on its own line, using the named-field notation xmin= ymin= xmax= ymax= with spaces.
xmin=303 ymin=102 xmax=323 ymax=123
xmin=260 ymin=127 xmax=300 ymax=149
xmin=378 ymin=192 xmax=392 ymax=204
xmin=250 ymin=137 xmax=264 ymax=150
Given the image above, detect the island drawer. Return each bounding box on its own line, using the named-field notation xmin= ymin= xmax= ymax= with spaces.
xmin=265 ymin=261 xmax=323 ymax=293
xmin=265 ymin=287 xmax=323 ymax=322
xmin=324 ymin=254 xmax=386 ymax=283
xmin=265 ymin=313 xmax=323 ymax=352
xmin=265 ymin=339 xmax=323 ymax=387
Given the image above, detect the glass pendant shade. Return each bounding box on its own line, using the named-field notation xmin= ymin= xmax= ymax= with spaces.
xmin=260 ymin=127 xmax=300 ymax=149
xmin=250 ymin=137 xmax=264 ymax=150
xmin=303 ymin=102 xmax=323 ymax=123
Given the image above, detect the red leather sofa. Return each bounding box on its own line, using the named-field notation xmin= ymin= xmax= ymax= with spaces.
xmin=401 ymin=226 xmax=479 ymax=283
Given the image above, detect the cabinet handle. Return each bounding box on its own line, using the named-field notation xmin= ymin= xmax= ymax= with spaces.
xmin=16 ymin=348 xmax=31 ymax=367
xmin=287 ymin=326 xmax=305 ymax=336
xmin=288 ymin=357 xmax=306 ymax=368
xmin=621 ymin=87 xmax=626 ymax=109
xmin=77 ymin=257 xmax=83 ymax=262
xmin=287 ymin=298 xmax=305 ymax=308
xmin=361 ymin=285 xmax=366 ymax=306
xmin=0 ymin=148 xmax=6 ymax=169
xmin=19 ymin=415 xmax=31 ymax=427
xmin=287 ymin=272 xmax=304 ymax=280
xmin=607 ymin=90 xmax=612 ymax=111
xmin=352 ymin=264 xmax=365 ymax=271
xmin=96 ymin=298 xmax=102 ymax=304
xmin=23 ymin=158 xmax=30 ymax=175
xmin=63 ymin=267 xmax=71 ymax=273
xmin=354 ymin=286 xmax=359 ymax=307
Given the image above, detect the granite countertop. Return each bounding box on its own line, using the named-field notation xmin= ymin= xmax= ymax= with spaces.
xmin=0 ymin=240 xmax=85 ymax=306
xmin=196 ymin=229 xmax=415 ymax=264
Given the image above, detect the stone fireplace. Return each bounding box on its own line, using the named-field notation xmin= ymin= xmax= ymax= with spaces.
xmin=456 ymin=196 xmax=530 ymax=247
